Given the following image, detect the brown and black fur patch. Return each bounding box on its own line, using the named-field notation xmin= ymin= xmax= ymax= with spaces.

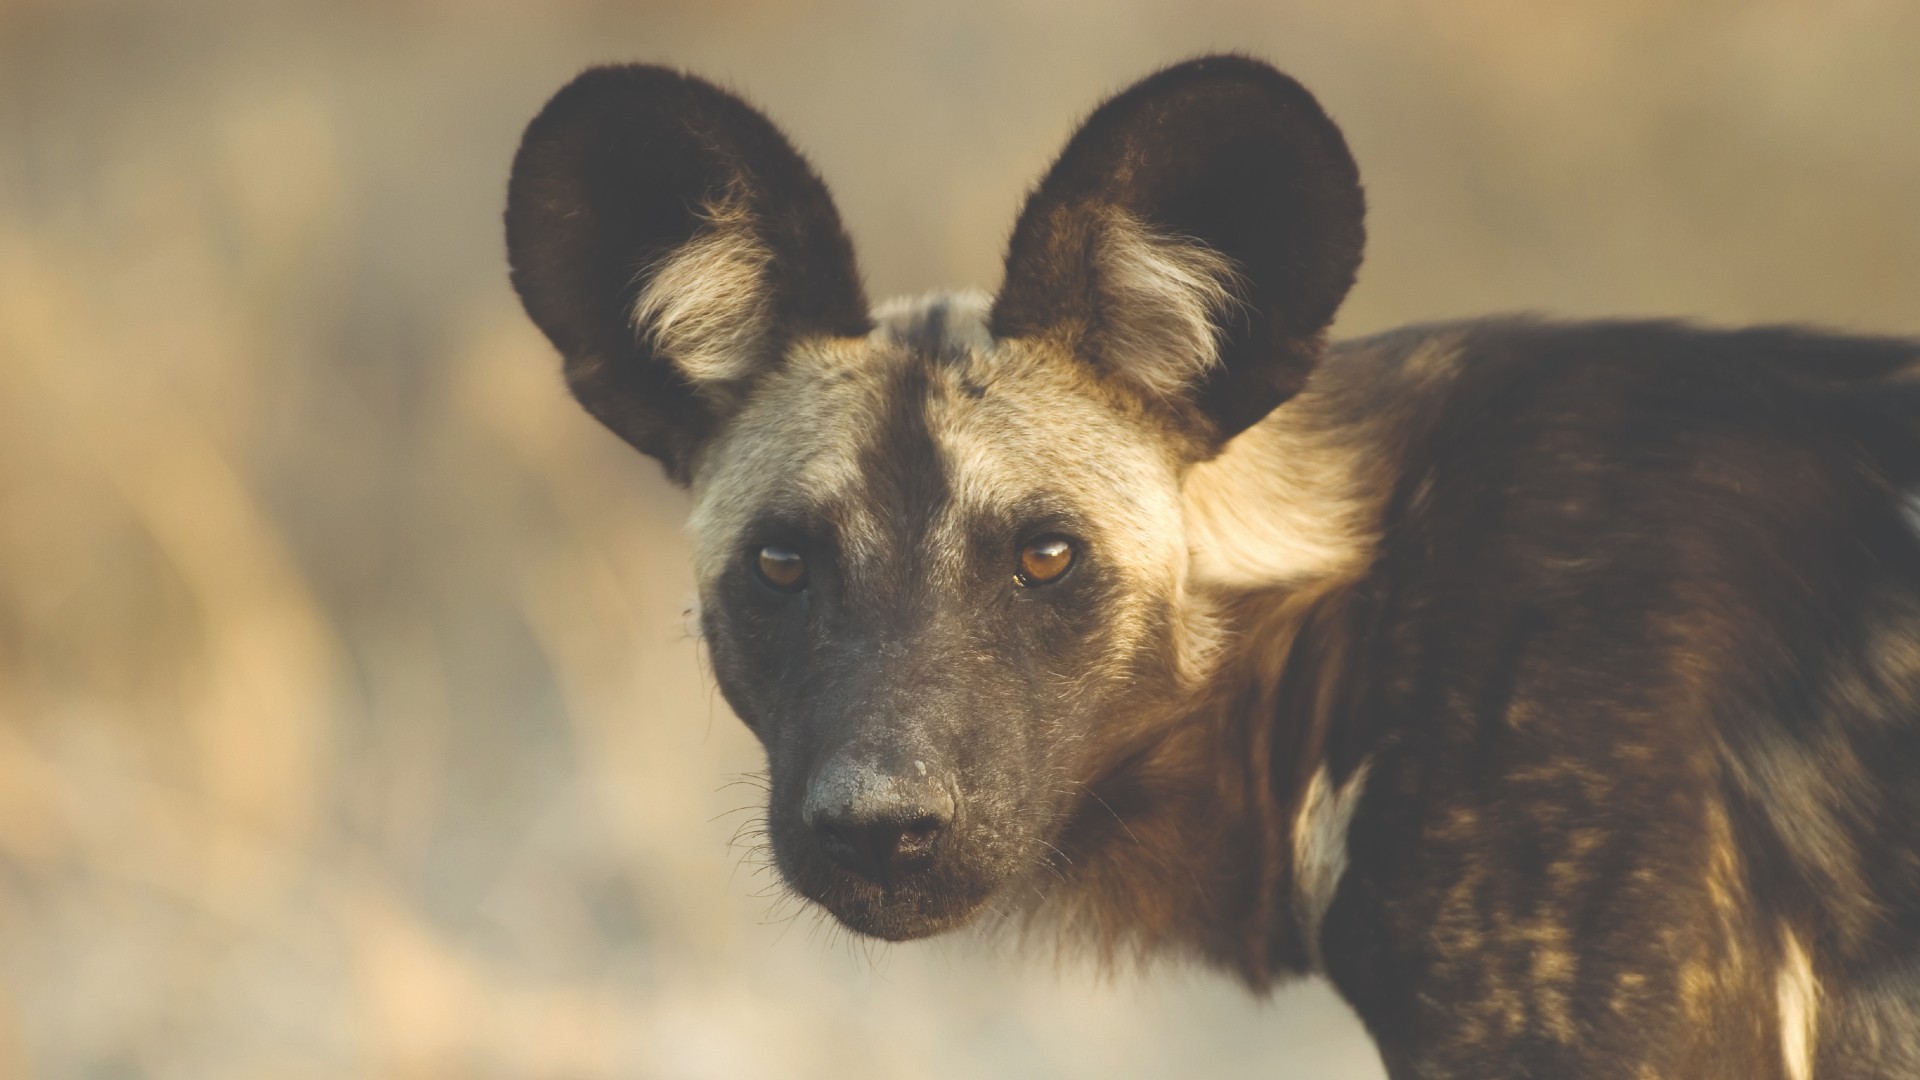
xmin=506 ymin=55 xmax=1920 ymax=1078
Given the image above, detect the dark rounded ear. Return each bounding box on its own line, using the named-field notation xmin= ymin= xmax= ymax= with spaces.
xmin=990 ymin=55 xmax=1364 ymax=449
xmin=506 ymin=65 xmax=870 ymax=484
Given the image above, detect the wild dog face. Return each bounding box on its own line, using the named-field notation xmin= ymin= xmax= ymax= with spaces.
xmin=505 ymin=57 xmax=1364 ymax=940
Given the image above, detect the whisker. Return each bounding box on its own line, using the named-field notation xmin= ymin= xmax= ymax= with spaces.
xmin=1072 ymin=779 xmax=1144 ymax=848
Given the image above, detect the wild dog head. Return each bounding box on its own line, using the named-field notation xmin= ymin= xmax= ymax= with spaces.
xmin=505 ymin=56 xmax=1364 ymax=941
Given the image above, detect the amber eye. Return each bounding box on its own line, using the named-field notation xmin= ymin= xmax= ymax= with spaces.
xmin=1016 ymin=536 xmax=1075 ymax=586
xmin=755 ymin=545 xmax=808 ymax=591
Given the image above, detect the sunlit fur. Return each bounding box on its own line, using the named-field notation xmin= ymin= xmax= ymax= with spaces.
xmin=1778 ymin=927 xmax=1819 ymax=1080
xmin=1293 ymin=761 xmax=1372 ymax=970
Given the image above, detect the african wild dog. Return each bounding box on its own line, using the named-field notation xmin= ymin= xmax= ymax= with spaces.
xmin=505 ymin=55 xmax=1920 ymax=1077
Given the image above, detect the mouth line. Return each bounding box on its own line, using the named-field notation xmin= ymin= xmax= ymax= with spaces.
xmin=829 ymin=899 xmax=983 ymax=941
xmin=800 ymin=869 xmax=994 ymax=941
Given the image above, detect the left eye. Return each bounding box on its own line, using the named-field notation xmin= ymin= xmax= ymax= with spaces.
xmin=754 ymin=545 xmax=808 ymax=591
xmin=1016 ymin=537 xmax=1075 ymax=586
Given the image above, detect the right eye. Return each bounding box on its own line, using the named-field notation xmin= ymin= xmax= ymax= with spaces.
xmin=754 ymin=545 xmax=808 ymax=591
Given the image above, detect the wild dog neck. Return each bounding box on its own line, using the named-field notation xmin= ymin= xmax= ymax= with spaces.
xmin=1031 ymin=343 xmax=1402 ymax=985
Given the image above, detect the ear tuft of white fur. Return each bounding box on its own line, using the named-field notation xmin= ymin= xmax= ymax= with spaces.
xmin=631 ymin=199 xmax=774 ymax=386
xmin=1094 ymin=212 xmax=1243 ymax=395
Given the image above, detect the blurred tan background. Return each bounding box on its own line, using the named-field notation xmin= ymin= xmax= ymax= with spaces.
xmin=2 ymin=1 xmax=1917 ymax=1077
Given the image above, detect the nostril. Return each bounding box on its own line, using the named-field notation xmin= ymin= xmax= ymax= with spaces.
xmin=893 ymin=815 xmax=943 ymax=866
xmin=813 ymin=820 xmax=865 ymax=868
xmin=811 ymin=812 xmax=946 ymax=884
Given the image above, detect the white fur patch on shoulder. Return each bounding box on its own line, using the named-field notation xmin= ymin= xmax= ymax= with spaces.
xmin=1778 ymin=927 xmax=1819 ymax=1080
xmin=630 ymin=198 xmax=773 ymax=386
xmin=1094 ymin=211 xmax=1242 ymax=395
xmin=1900 ymin=490 xmax=1920 ymax=538
xmin=1293 ymin=761 xmax=1370 ymax=969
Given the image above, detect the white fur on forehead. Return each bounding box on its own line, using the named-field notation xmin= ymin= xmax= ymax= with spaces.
xmin=937 ymin=384 xmax=1180 ymax=540
xmin=923 ymin=353 xmax=1218 ymax=681
xmin=630 ymin=197 xmax=774 ymax=386
xmin=1094 ymin=211 xmax=1243 ymax=396
xmin=692 ymin=296 xmax=996 ymax=578
xmin=871 ymin=289 xmax=994 ymax=352
xmin=684 ymin=334 xmax=895 ymax=584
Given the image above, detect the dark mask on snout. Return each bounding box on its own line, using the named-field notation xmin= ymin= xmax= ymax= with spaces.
xmin=714 ymin=592 xmax=1053 ymax=939
xmin=694 ymin=365 xmax=1135 ymax=939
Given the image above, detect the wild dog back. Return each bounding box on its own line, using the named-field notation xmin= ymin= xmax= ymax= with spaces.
xmin=1308 ymin=319 xmax=1920 ymax=1077
xmin=505 ymin=55 xmax=1920 ymax=1078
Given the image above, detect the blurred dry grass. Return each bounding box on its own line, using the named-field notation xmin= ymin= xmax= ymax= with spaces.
xmin=1 ymin=1 xmax=1916 ymax=1077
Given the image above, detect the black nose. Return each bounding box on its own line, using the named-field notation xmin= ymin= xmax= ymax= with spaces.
xmin=812 ymin=812 xmax=946 ymax=884
xmin=802 ymin=759 xmax=955 ymax=886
